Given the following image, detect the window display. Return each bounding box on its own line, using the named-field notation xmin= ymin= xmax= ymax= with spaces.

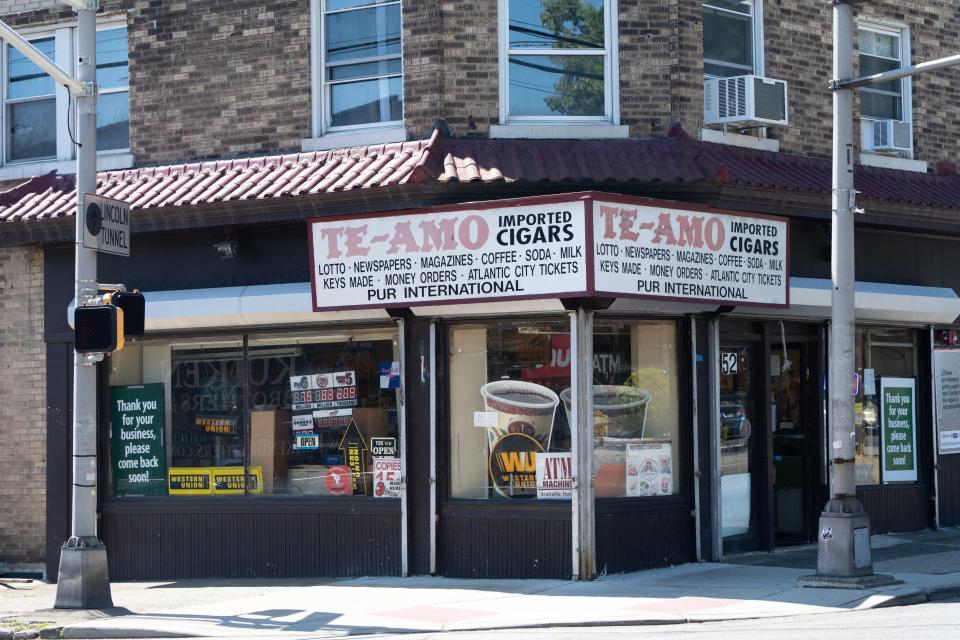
xmin=855 ymin=328 xmax=917 ymax=485
xmin=108 ymin=329 xmax=400 ymax=498
xmin=449 ymin=321 xmax=572 ymax=500
xmin=592 ymin=321 xmax=680 ymax=498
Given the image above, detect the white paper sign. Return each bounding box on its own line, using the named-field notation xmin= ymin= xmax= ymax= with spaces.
xmin=473 ymin=411 xmax=499 ymax=428
xmin=309 ymin=200 xmax=588 ymax=310
xmin=935 ymin=350 xmax=960 ymax=454
xmin=373 ymin=457 xmax=402 ymax=498
xmin=291 ymin=414 xmax=314 ymax=431
xmin=864 ymin=368 xmax=877 ymax=396
xmin=625 ymin=440 xmax=673 ymax=496
xmin=593 ymin=201 xmax=788 ymax=306
xmin=536 ymin=452 xmax=572 ymax=499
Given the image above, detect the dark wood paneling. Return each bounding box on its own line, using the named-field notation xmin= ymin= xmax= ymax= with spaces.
xmin=101 ymin=499 xmax=401 ymax=580
xmin=857 ymin=485 xmax=930 ymax=535
xmin=595 ymin=498 xmax=693 ymax=574
xmin=938 ymin=455 xmax=960 ymax=527
xmin=45 ymin=342 xmax=72 ymax=581
xmin=438 ymin=503 xmax=571 ymax=579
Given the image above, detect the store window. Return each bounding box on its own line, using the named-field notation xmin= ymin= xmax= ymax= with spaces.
xmin=449 ymin=321 xmax=572 ymax=500
xmin=318 ymin=0 xmax=403 ymax=131
xmin=108 ymin=329 xmax=401 ymax=498
xmin=592 ymin=320 xmax=680 ymax=498
xmin=855 ymin=327 xmax=917 ymax=485
xmin=703 ymin=1 xmax=762 ymax=78
xmin=2 ymin=24 xmax=129 ymax=171
xmin=499 ymin=0 xmax=616 ymax=121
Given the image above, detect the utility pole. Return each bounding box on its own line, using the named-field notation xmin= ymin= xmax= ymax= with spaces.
xmin=801 ymin=0 xmax=960 ymax=588
xmin=55 ymin=0 xmax=114 ymax=608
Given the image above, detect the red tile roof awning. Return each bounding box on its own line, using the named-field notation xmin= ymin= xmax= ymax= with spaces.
xmin=2 ymin=124 xmax=960 ymax=228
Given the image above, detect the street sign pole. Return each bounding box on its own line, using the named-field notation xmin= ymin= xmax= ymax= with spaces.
xmin=54 ymin=4 xmax=113 ymax=609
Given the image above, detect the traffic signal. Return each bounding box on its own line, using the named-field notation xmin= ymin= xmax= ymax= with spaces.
xmin=108 ymin=291 xmax=145 ymax=338
xmin=74 ymin=305 xmax=125 ymax=354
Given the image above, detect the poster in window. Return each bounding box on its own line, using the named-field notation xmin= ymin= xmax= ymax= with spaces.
xmin=880 ymin=377 xmax=917 ymax=482
xmin=110 ymin=384 xmax=168 ymax=497
xmin=625 ymin=440 xmax=673 ymax=497
xmin=290 ymin=370 xmax=358 ymax=410
xmin=934 ymin=350 xmax=960 ymax=454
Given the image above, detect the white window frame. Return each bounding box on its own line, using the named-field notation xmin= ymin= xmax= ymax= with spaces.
xmin=857 ymin=20 xmax=913 ymax=158
xmin=702 ymin=0 xmax=764 ymax=79
xmin=0 ymin=16 xmax=132 ymax=180
xmin=307 ymin=0 xmax=405 ymax=147
xmin=497 ymin=0 xmax=620 ymax=125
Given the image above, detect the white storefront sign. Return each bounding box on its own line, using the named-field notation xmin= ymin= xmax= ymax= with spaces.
xmin=592 ymin=199 xmax=788 ymax=307
xmin=536 ymin=452 xmax=572 ymax=499
xmin=307 ymin=194 xmax=788 ymax=310
xmin=309 ymin=199 xmax=589 ymax=311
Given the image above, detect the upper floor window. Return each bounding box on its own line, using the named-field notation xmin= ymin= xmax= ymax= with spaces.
xmin=858 ymin=25 xmax=908 ymax=122
xmin=703 ymin=1 xmax=762 ymax=78
xmin=1 ymin=23 xmax=129 ymax=169
xmin=499 ymin=0 xmax=617 ymax=122
xmin=320 ymin=0 xmax=402 ymax=131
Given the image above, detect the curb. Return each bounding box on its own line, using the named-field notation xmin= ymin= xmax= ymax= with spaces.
xmin=874 ymin=583 xmax=960 ymax=609
xmin=61 ymin=629 xmax=198 ymax=639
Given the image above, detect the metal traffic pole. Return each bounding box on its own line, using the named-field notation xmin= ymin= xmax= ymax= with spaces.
xmin=801 ymin=0 xmax=960 ymax=589
xmin=54 ymin=0 xmax=114 ymax=608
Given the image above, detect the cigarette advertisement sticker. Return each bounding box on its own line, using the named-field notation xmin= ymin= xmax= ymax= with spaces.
xmin=592 ymin=200 xmax=788 ymax=307
xmin=290 ymin=371 xmax=358 ymax=410
xmin=309 ymin=200 xmax=589 ymax=310
xmin=110 ymin=384 xmax=167 ymax=497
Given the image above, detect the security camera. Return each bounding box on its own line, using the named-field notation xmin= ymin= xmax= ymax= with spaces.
xmin=214 ymin=237 xmax=240 ymax=259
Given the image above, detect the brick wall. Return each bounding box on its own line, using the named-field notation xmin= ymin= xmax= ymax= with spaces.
xmin=0 ymin=245 xmax=46 ymax=567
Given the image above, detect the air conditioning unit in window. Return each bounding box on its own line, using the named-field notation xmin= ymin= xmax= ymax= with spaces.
xmin=704 ymin=75 xmax=789 ymax=127
xmin=862 ymin=119 xmax=911 ymax=154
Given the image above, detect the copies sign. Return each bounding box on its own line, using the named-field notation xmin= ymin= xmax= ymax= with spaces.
xmin=593 ymin=200 xmax=788 ymax=307
xmin=309 ymin=200 xmax=588 ymax=310
xmin=82 ymin=193 xmax=130 ymax=257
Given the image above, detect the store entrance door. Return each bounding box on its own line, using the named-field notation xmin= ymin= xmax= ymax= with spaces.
xmin=770 ymin=341 xmax=821 ymax=545
xmin=719 ymin=341 xmax=765 ymax=554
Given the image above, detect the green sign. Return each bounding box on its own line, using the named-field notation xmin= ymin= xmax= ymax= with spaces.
xmin=110 ymin=384 xmax=167 ymax=496
xmin=880 ymin=377 xmax=917 ymax=483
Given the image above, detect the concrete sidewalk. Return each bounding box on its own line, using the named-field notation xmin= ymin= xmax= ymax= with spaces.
xmin=2 ymin=529 xmax=960 ymax=639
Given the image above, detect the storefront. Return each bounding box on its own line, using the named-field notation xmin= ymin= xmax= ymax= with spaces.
xmin=37 ymin=186 xmax=960 ymax=580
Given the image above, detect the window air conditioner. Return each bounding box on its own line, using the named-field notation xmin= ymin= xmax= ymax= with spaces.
xmin=861 ymin=119 xmax=911 ymax=154
xmin=704 ymin=75 xmax=789 ymax=127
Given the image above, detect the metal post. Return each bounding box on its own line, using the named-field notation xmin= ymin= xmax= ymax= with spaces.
xmin=397 ymin=318 xmax=408 ymax=577
xmin=690 ymin=317 xmax=702 ymax=562
xmin=799 ymin=1 xmax=890 ymax=588
xmin=428 ymin=321 xmax=437 ymax=575
xmin=55 ymin=5 xmax=114 ymax=608
xmin=570 ymin=308 xmax=595 ymax=580
xmin=929 ymin=326 xmax=940 ymax=531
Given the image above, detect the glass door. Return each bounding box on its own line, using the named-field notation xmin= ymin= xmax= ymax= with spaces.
xmin=719 ymin=343 xmax=762 ymax=553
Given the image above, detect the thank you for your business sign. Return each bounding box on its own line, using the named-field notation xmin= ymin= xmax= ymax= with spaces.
xmin=308 ymin=194 xmax=789 ymax=310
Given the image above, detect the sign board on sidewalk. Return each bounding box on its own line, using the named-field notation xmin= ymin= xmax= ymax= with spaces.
xmin=935 ymin=350 xmax=960 ymax=454
xmin=880 ymin=377 xmax=918 ymax=482
xmin=83 ymin=193 xmax=130 ymax=256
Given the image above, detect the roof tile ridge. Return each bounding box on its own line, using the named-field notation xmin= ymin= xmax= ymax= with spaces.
xmin=0 ymin=171 xmax=61 ymax=207
xmin=403 ymin=128 xmax=444 ymax=185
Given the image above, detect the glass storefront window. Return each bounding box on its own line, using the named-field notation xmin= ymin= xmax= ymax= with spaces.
xmin=592 ymin=321 xmax=680 ymax=498
xmin=449 ymin=321 xmax=572 ymax=500
xmin=108 ymin=329 xmax=401 ymax=498
xmin=854 ymin=327 xmax=917 ymax=485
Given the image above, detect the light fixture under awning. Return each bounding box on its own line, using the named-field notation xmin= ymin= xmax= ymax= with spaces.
xmin=68 ymin=282 xmax=389 ymax=332
xmin=734 ymin=277 xmax=960 ymax=326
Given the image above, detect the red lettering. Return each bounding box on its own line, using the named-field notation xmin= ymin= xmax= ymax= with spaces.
xmin=387 ymin=221 xmax=420 ymax=254
xmin=419 ymin=218 xmax=458 ymax=251
xmin=600 ymin=205 xmax=619 ymax=240
xmin=619 ymin=208 xmax=639 ymax=241
xmin=651 ymin=212 xmax=677 ymax=245
xmin=344 ymin=225 xmax=369 ymax=257
xmin=458 ymin=215 xmax=489 ymax=250
xmin=676 ymin=215 xmax=703 ymax=248
xmin=705 ymin=217 xmax=724 ymax=251
xmin=320 ymin=226 xmax=344 ymax=258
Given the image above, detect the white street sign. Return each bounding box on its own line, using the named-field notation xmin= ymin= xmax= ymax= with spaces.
xmin=82 ymin=193 xmax=130 ymax=257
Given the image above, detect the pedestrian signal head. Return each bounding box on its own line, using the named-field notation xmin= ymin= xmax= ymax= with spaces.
xmin=74 ymin=305 xmax=124 ymax=354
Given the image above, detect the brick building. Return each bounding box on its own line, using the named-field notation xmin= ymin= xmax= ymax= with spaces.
xmin=1 ymin=1 xmax=960 ymax=580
